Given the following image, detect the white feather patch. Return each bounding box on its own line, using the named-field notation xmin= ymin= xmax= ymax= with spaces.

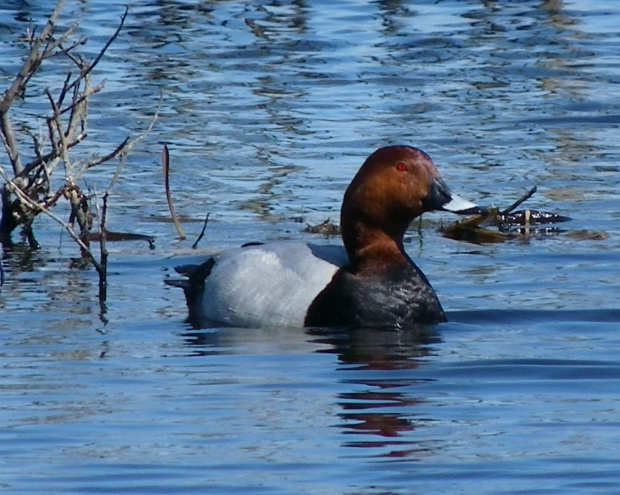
xmin=201 ymin=242 xmax=348 ymax=327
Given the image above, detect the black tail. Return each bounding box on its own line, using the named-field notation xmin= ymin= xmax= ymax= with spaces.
xmin=165 ymin=257 xmax=215 ymax=327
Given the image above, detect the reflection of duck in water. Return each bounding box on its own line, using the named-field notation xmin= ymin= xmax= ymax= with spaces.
xmin=180 ymin=323 xmax=438 ymax=458
xmin=168 ymin=146 xmax=481 ymax=328
xmin=311 ymin=326 xmax=437 ymax=459
xmin=310 ymin=325 xmax=437 ymax=369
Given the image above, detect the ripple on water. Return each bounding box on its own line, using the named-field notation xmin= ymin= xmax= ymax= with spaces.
xmin=0 ymin=0 xmax=619 ymax=494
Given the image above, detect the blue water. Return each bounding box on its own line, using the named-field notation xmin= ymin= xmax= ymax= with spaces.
xmin=0 ymin=0 xmax=619 ymax=493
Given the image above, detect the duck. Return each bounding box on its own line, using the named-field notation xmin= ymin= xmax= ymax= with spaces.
xmin=167 ymin=145 xmax=482 ymax=329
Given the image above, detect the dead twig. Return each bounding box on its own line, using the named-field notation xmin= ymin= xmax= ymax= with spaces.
xmin=62 ymin=7 xmax=128 ymax=97
xmin=86 ymin=136 xmax=130 ymax=171
xmin=501 ymin=186 xmax=537 ymax=216
xmin=192 ymin=213 xmax=210 ymax=249
xmin=0 ymin=166 xmax=100 ymax=270
xmin=99 ymin=191 xmax=109 ymax=301
xmin=0 ymin=0 xmax=66 ymax=176
xmin=15 ymin=135 xmax=86 ymax=180
xmin=162 ymin=144 xmax=186 ymax=239
xmin=90 ymin=229 xmax=155 ymax=248
xmin=0 ymin=2 xmax=155 ymax=310
xmin=41 ymin=21 xmax=81 ymax=61
xmin=0 ymin=2 xmax=164 ymax=312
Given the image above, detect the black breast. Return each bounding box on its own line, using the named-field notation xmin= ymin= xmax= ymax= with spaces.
xmin=304 ymin=263 xmax=446 ymax=328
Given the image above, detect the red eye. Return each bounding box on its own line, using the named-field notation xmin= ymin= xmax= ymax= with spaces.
xmin=396 ymin=162 xmax=407 ymax=172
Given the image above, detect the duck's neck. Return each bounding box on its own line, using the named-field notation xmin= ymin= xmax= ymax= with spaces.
xmin=341 ymin=218 xmax=411 ymax=273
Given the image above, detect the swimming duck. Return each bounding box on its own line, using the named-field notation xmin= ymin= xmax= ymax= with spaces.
xmin=167 ymin=145 xmax=481 ymax=328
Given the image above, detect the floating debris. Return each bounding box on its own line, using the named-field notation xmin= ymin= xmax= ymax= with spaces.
xmin=303 ymin=218 xmax=340 ymax=236
xmin=566 ymin=230 xmax=610 ymax=241
xmin=443 ymin=187 xmax=575 ymax=243
xmin=499 ymin=209 xmax=572 ymax=229
xmin=442 ymin=207 xmax=511 ymax=243
xmin=303 ymin=188 xmax=595 ymax=244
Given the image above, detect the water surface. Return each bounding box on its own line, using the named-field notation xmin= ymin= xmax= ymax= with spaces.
xmin=0 ymin=1 xmax=619 ymax=493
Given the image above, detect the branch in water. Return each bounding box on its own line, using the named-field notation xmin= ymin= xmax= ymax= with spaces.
xmin=162 ymin=144 xmax=186 ymax=240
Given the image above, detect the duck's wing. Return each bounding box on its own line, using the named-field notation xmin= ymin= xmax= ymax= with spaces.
xmin=201 ymin=242 xmax=347 ymax=328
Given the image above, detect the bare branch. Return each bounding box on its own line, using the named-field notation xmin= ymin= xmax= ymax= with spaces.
xmin=56 ymin=72 xmax=72 ymax=109
xmin=121 ymin=97 xmax=160 ymax=155
xmin=85 ymin=136 xmax=130 ymax=171
xmin=41 ymin=22 xmax=81 ymax=60
xmin=501 ymin=186 xmax=538 ymax=216
xmin=0 ymin=0 xmax=67 ymax=175
xmin=62 ymin=78 xmax=104 ymax=119
xmin=41 ymin=184 xmax=66 ymax=210
xmin=162 ymin=144 xmax=185 ymax=239
xmin=192 ymin=213 xmax=210 ymax=249
xmin=54 ymin=36 xmax=88 ymax=59
xmin=0 ymin=165 xmax=100 ymax=269
xmin=63 ymin=7 xmax=128 ymax=96
xmin=23 ymin=128 xmax=52 ymax=196
xmin=83 ymin=94 xmax=159 ymax=186
xmin=0 ymin=113 xmax=22 ymax=175
xmin=0 ymin=0 xmax=138 ymax=295
xmin=15 ymin=134 xmax=86 ymax=180
xmin=0 ymin=122 xmax=13 ymax=163
xmin=98 ymin=191 xmax=109 ymax=301
xmin=64 ymin=72 xmax=90 ymax=148
xmin=0 ymin=0 xmax=65 ymax=112
xmin=45 ymin=88 xmax=71 ymax=165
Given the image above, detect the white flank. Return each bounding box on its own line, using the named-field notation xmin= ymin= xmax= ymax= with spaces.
xmin=201 ymin=242 xmax=348 ymax=328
